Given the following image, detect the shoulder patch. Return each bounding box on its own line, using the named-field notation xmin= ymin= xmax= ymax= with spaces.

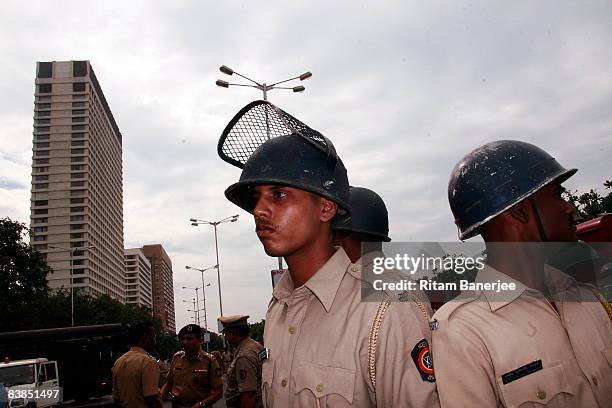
xmin=239 ymin=369 xmax=247 ymax=380
xmin=411 ymin=339 xmax=435 ymax=382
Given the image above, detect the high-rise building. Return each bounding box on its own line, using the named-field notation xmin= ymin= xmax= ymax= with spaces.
xmin=30 ymin=60 xmax=125 ymax=301
xmin=124 ymin=248 xmax=153 ymax=309
xmin=142 ymin=244 xmax=176 ymax=333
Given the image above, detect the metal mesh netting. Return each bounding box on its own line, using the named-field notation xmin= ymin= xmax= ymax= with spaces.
xmin=218 ymin=100 xmax=330 ymax=169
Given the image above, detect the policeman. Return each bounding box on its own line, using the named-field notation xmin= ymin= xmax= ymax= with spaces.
xmin=432 ymin=140 xmax=612 ymax=407
xmin=161 ymin=324 xmax=222 ymax=408
xmin=112 ymin=321 xmax=162 ymax=408
xmin=218 ymin=315 xmax=264 ymax=408
xmin=331 ymin=186 xmax=391 ymax=263
xmin=225 ymin=119 xmax=439 ymax=406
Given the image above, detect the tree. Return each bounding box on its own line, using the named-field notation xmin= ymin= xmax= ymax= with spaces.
xmin=0 ymin=217 xmax=51 ymax=331
xmin=564 ymin=180 xmax=612 ymax=221
xmin=250 ymin=320 xmax=265 ymax=345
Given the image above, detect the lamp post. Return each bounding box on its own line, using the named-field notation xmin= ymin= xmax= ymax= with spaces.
xmin=215 ymin=66 xmax=311 ymax=271
xmin=185 ymin=265 xmax=216 ymax=329
xmin=216 ymin=65 xmax=311 ymax=101
xmin=182 ymin=287 xmax=201 ymax=325
xmin=182 ymin=299 xmax=197 ymax=323
xmin=49 ymin=244 xmax=94 ymax=327
xmin=190 ymin=215 xmax=239 ymax=317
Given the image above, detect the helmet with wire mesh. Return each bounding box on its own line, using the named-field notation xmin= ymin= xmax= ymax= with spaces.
xmin=221 ymin=101 xmax=350 ymax=214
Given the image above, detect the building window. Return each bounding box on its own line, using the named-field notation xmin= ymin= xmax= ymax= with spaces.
xmin=71 ymin=157 xmax=84 ymax=163
xmin=71 ymin=233 xmax=84 ymax=239
xmin=70 ymin=181 xmax=84 ymax=187
xmin=71 ymin=133 xmax=85 ymax=139
xmin=72 ymin=110 xmax=85 ymax=115
xmin=35 ymin=167 xmax=48 ymax=173
xmin=70 ymin=198 xmax=85 ymax=204
xmin=73 ymin=82 xmax=86 ymax=92
xmin=36 ymin=127 xmax=51 ymax=133
xmin=37 ymin=119 xmax=51 ymax=125
xmin=34 ymin=183 xmax=48 ymax=189
xmin=34 ymin=200 xmax=48 ymax=206
xmin=37 ymin=110 xmax=51 ymax=117
xmin=70 ymin=241 xmax=85 ymax=248
xmin=71 ymin=125 xmax=85 ymax=131
xmin=70 ymin=189 xmax=85 ymax=196
xmin=34 ymin=209 xmax=48 ymax=215
xmin=33 ymin=218 xmax=48 ymax=224
xmin=70 ymin=206 xmax=84 ymax=213
xmin=36 ymin=135 xmax=50 ymax=141
xmin=37 ymin=103 xmax=51 ymax=109
xmin=70 ymin=173 xmax=84 ymax=179
xmin=72 ymin=102 xmax=86 ymax=108
xmin=70 ymin=223 xmax=84 ymax=229
xmin=33 ymin=226 xmax=48 ymax=233
xmin=71 ymin=140 xmax=85 ymax=147
xmin=71 ymin=149 xmax=84 ymax=155
xmin=36 ymin=142 xmax=50 ymax=148
xmin=73 ymin=259 xmax=84 ymax=265
xmin=38 ymin=83 xmax=52 ymax=93
xmin=72 ymin=117 xmax=85 ymax=123
xmin=73 ymin=61 xmax=88 ymax=77
xmin=33 ymin=235 xmax=47 ymax=242
xmin=71 ymin=165 xmax=84 ymax=171
xmin=35 ymin=150 xmax=49 ymax=157
xmin=36 ymin=159 xmax=49 ymax=164
xmin=34 ymin=175 xmax=48 ymax=181
xmin=37 ymin=62 xmax=53 ymax=78
xmin=33 ymin=244 xmax=47 ymax=251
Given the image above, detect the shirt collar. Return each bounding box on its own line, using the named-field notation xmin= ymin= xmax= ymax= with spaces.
xmin=129 ymin=346 xmax=148 ymax=354
xmin=476 ymin=264 xmax=581 ymax=312
xmin=272 ymin=247 xmax=351 ymax=313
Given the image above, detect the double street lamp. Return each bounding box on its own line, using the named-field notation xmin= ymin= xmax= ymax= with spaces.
xmin=190 ymin=215 xmax=239 ymax=317
xmin=215 ymin=65 xmax=312 ymax=101
xmin=48 ymin=244 xmax=95 ymax=327
xmin=185 ymin=264 xmax=216 ymax=329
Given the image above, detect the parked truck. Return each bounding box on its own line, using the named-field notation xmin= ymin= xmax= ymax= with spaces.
xmin=0 ymin=324 xmax=129 ymax=405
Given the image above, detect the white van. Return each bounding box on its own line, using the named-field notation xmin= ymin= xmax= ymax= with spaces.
xmin=0 ymin=358 xmax=60 ymax=408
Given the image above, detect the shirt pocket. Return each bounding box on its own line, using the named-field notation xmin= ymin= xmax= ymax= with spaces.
xmin=261 ymin=359 xmax=274 ymax=407
xmin=292 ymin=362 xmax=355 ymax=407
xmin=193 ymin=369 xmax=209 ymax=387
xmin=498 ymin=360 xmax=575 ymax=407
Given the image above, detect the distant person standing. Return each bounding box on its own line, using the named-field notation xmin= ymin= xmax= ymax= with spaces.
xmin=161 ymin=324 xmax=223 ymax=408
xmin=218 ymin=316 xmax=264 ymax=408
xmin=112 ymin=321 xmax=161 ymax=408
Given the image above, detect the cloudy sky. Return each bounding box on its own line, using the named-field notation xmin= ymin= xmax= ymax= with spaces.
xmin=1 ymin=1 xmax=610 ymax=331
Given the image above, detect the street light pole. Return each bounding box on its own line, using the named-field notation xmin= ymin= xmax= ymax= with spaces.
xmin=216 ymin=65 xmax=311 ymax=271
xmin=185 ymin=265 xmax=216 ymax=330
xmin=182 ymin=287 xmax=201 ymax=325
xmin=190 ymin=215 xmax=239 ymax=317
xmin=49 ymin=244 xmax=94 ymax=327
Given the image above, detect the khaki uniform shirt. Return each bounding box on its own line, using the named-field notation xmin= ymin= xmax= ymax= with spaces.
xmin=262 ymin=247 xmax=439 ymax=407
xmin=225 ymin=337 xmax=264 ymax=407
xmin=167 ymin=350 xmax=223 ymax=406
xmin=112 ymin=346 xmax=160 ymax=408
xmin=432 ymin=265 xmax=612 ymax=407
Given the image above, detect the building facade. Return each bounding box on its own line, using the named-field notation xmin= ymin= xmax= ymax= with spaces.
xmin=30 ymin=60 xmax=125 ymax=301
xmin=124 ymin=248 xmax=153 ymax=309
xmin=142 ymin=244 xmax=176 ymax=333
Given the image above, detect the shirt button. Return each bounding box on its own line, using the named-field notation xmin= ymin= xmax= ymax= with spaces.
xmin=592 ymin=376 xmax=598 ymax=386
xmin=536 ymin=391 xmax=546 ymax=400
xmin=351 ymin=266 xmax=359 ymax=272
xmin=281 ymin=379 xmax=287 ymax=387
xmin=316 ymin=384 xmax=324 ymax=392
xmin=288 ymin=326 xmax=296 ymax=334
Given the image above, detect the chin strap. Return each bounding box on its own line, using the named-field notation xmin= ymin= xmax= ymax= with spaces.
xmin=529 ymin=196 xmax=549 ymax=242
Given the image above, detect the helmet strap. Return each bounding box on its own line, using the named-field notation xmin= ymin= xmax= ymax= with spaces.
xmin=528 ymin=195 xmax=549 ymax=242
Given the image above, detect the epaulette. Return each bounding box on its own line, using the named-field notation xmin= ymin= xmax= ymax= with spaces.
xmin=431 ymin=291 xmax=481 ymax=326
xmin=199 ymin=350 xmax=215 ymax=360
xmin=173 ymin=350 xmax=185 ymax=358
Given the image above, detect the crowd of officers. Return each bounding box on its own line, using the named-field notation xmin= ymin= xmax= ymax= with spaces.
xmin=113 ymin=106 xmax=611 ymax=407
xmin=112 ymin=316 xmax=265 ymax=408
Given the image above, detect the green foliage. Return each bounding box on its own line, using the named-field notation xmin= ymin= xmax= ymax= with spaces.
xmin=0 ymin=218 xmax=50 ymax=331
xmin=564 ymin=180 xmax=612 ymax=221
xmin=250 ymin=320 xmax=265 ymax=345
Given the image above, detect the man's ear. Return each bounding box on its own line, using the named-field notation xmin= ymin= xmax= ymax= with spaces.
xmin=508 ymin=200 xmax=530 ymax=224
xmin=320 ymin=198 xmax=338 ymax=223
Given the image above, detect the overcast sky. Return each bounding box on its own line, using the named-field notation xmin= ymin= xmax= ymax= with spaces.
xmin=1 ymin=1 xmax=610 ymax=331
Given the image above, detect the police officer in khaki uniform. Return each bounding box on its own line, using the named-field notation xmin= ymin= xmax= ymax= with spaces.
xmin=161 ymin=324 xmax=223 ymax=408
xmin=432 ymin=140 xmax=612 ymax=407
xmin=112 ymin=321 xmax=162 ymax=408
xmin=218 ymin=315 xmax=264 ymax=408
xmin=223 ymin=102 xmax=439 ymax=407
